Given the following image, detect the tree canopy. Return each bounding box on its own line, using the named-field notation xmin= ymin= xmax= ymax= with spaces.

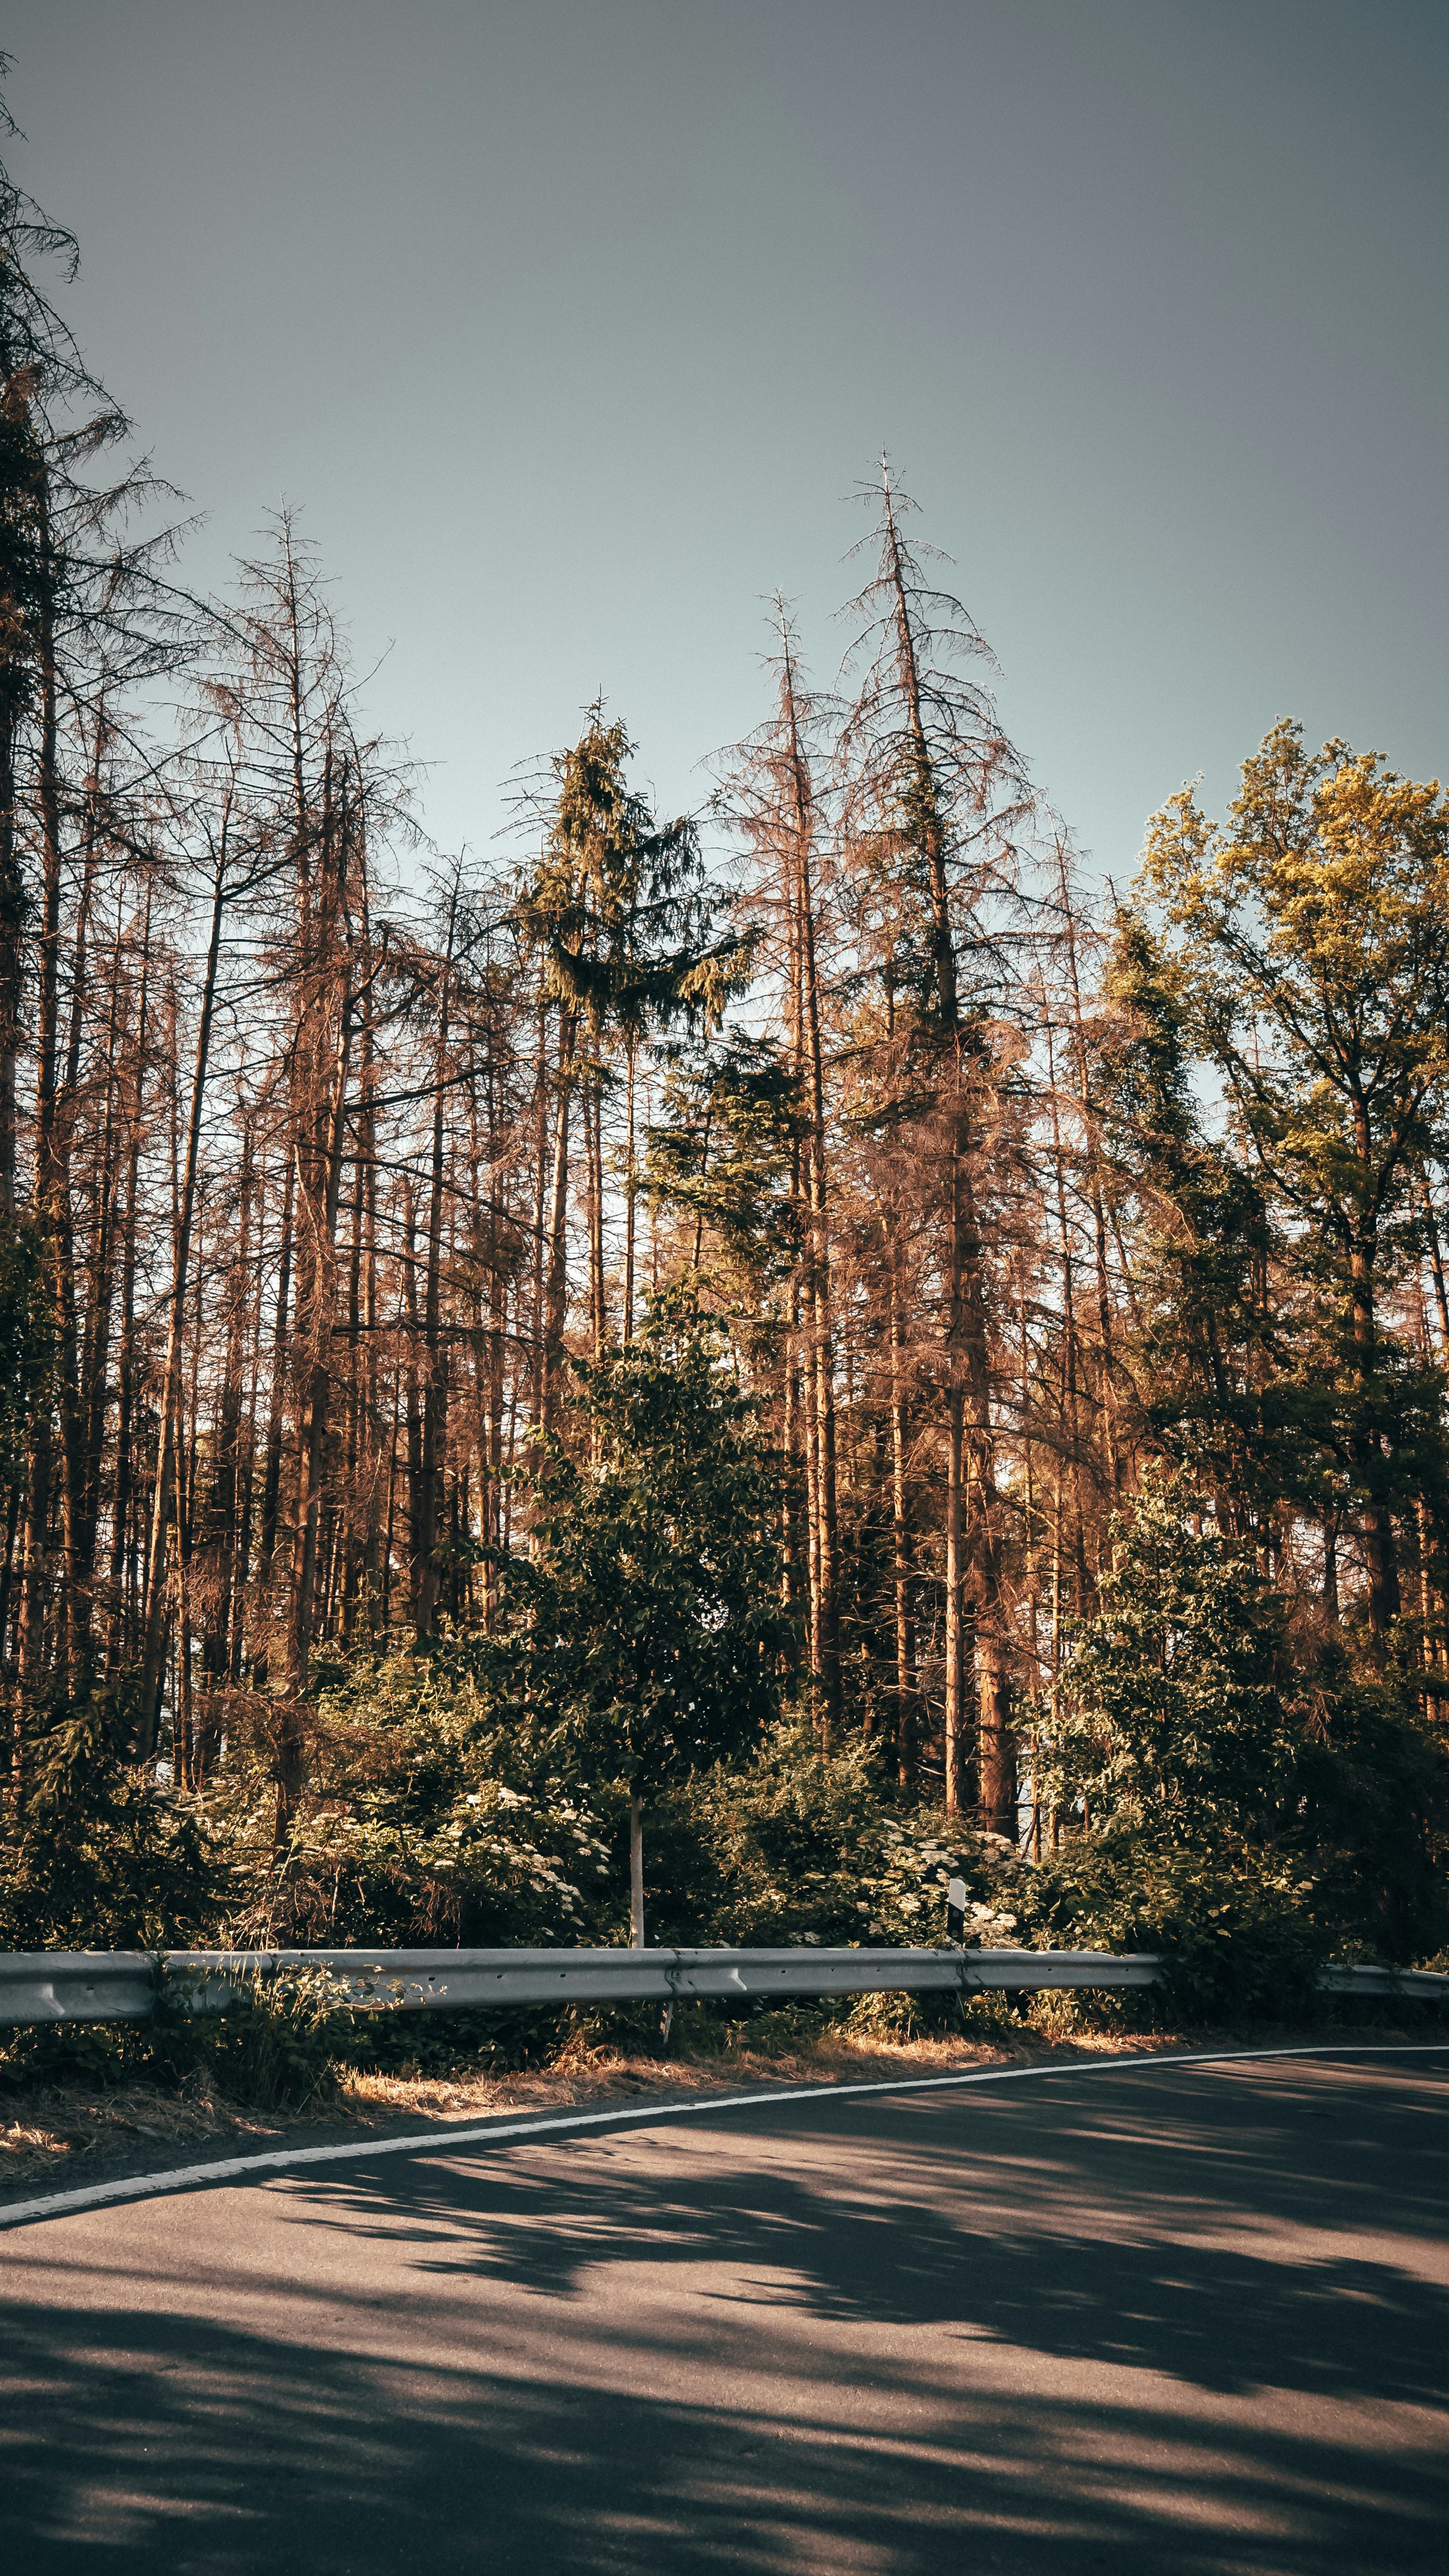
xmin=0 ymin=77 xmax=1447 ymax=1990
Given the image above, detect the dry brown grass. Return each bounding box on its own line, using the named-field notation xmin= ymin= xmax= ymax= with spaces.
xmin=10 ymin=2003 xmax=1428 ymax=2204
xmin=1 ymin=2080 xmax=284 ymax=2188
xmin=0 ymin=2017 xmax=1198 ymax=2198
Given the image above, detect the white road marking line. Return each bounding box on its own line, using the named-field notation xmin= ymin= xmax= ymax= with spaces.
xmin=1 ymin=2040 xmax=1444 ymax=2232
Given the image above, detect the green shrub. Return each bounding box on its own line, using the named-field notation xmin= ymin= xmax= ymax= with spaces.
xmin=157 ymin=1964 xmax=354 ymax=2112
xmin=0 ymin=1675 xmax=221 ymax=1951
xmin=1036 ymin=1474 xmax=1297 ymax=1847
xmin=1022 ymin=1831 xmax=1328 ymax=2020
xmin=0 ymin=1965 xmax=351 ymax=2109
xmin=1029 ymin=1473 xmax=1449 ymax=1998
xmin=1294 ymin=1659 xmax=1449 ymax=1961
xmin=227 ymin=1645 xmax=615 ymax=1950
xmin=640 ymin=1720 xmax=1021 ymax=1951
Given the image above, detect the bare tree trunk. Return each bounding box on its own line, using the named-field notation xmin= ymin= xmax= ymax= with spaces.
xmin=1058 ymin=848 xmax=1121 ymax=1500
xmin=18 ymin=501 xmax=66 ymax=1694
xmin=529 ymin=985 xmax=548 ymax=1427
xmin=873 ymin=495 xmax=1013 ymax=1824
xmin=1421 ymin=1171 xmax=1449 ymax=1352
xmin=0 ymin=707 xmax=23 ymax=1217
xmin=106 ymin=900 xmax=152 ymax=1671
xmin=778 ymin=636 xmax=841 ymax=1739
xmin=257 ymin=1144 xmax=296 ymax=1603
xmin=282 ymin=957 xmax=355 ymax=1813
xmin=542 ymin=1008 xmax=575 ymax=1432
xmin=623 ymin=1037 xmax=637 ymax=1341
xmin=414 ymin=919 xmax=453 ymax=1642
xmin=1350 ymin=1230 xmax=1399 ymax=1635
xmin=890 ymin=1252 xmax=915 ymax=1789
xmin=137 ymin=850 xmax=231 ymax=1748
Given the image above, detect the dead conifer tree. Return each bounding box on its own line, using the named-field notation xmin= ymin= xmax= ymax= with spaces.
xmin=721 ymin=601 xmax=843 ymax=1738
xmin=838 ymin=459 xmax=1032 ymax=1826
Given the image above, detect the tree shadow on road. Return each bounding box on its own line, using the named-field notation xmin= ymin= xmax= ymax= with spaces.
xmin=4 ymin=2059 xmax=1446 ymax=2576
xmin=299 ymin=2057 xmax=1449 ymax=2404
xmin=4 ymin=2286 xmax=1445 ymax=2576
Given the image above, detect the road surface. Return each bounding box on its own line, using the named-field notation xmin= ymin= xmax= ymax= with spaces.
xmin=2 ymin=2048 xmax=1446 ymax=2574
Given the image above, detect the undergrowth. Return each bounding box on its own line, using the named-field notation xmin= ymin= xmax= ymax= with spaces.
xmin=2 ymin=1968 xmax=1443 ymax=2121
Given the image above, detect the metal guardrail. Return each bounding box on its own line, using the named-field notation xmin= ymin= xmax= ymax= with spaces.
xmin=0 ymin=1943 xmax=1444 ymax=2026
xmin=1316 ymin=1962 xmax=1449 ymax=1998
xmin=0 ymin=1953 xmax=158 ymax=2027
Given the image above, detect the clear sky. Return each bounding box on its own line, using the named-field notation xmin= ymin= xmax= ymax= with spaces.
xmin=6 ymin=0 xmax=1447 ymax=880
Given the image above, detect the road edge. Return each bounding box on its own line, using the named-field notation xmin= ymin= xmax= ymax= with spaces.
xmin=2 ymin=2038 xmax=1447 ymax=2232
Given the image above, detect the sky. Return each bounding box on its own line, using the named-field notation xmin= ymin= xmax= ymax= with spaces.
xmin=5 ymin=0 xmax=1447 ymax=883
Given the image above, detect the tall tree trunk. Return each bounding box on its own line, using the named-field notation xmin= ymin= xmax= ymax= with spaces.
xmin=1350 ymin=1229 xmax=1399 ymax=1633
xmin=779 ymin=638 xmax=841 ymax=1738
xmin=257 ymin=1145 xmax=296 ymax=1602
xmin=1058 ymin=849 xmax=1121 ymax=1500
xmin=106 ymin=895 xmax=152 ymax=1671
xmin=1420 ymin=1172 xmax=1449 ymax=1352
xmin=541 ymin=1008 xmax=575 ymax=1432
xmin=282 ymin=957 xmax=355 ymax=1817
xmin=877 ymin=489 xmax=1012 ymax=1824
xmin=0 ymin=704 xmax=23 ymax=1218
xmin=18 ymin=492 xmax=65 ymax=1692
xmin=137 ymin=850 xmax=230 ymax=1748
xmin=623 ymin=1037 xmax=637 ymax=1341
xmin=890 ymin=1251 xmax=915 ymax=1789
xmin=414 ymin=934 xmax=452 ymax=1642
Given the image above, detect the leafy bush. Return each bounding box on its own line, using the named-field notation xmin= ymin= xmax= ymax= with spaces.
xmin=1021 ymin=1830 xmax=1328 ymax=2021
xmin=1032 ymin=1473 xmax=1449 ymax=1996
xmin=156 ymin=1962 xmax=355 ymax=2110
xmin=225 ymin=1645 xmax=614 ymax=1949
xmin=1038 ymin=1472 xmax=1297 ymax=1845
xmin=510 ymin=1305 xmax=796 ymax=1818
xmin=0 ymin=1675 xmax=221 ymax=1950
xmin=628 ymin=1720 xmax=1023 ymax=1952
xmin=1293 ymin=1658 xmax=1449 ymax=1961
xmin=7 ymin=1456 xmax=1445 ymax=2098
xmin=0 ymin=1962 xmax=354 ymax=2109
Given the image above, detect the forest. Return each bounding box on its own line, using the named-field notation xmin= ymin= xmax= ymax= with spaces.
xmin=2 ymin=72 xmax=1447 ymax=2024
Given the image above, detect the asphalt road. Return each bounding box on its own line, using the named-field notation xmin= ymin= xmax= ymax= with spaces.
xmin=2 ymin=2049 xmax=1446 ymax=2576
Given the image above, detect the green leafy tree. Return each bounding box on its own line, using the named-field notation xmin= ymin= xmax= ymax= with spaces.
xmin=509 ymin=1300 xmax=795 ymax=1942
xmin=1098 ymin=910 xmax=1316 ymax=1528
xmin=1034 ymin=1472 xmax=1449 ymax=1983
xmin=1140 ymin=726 xmax=1449 ymax=1634
xmin=643 ymin=1031 xmax=801 ymax=1299
xmin=1030 ymin=1477 xmax=1329 ymax=2012
xmin=1042 ymin=1474 xmax=1295 ymax=1845
xmin=235 ymin=1644 xmax=614 ymax=1950
xmin=0 ymin=1677 xmax=219 ymax=1948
